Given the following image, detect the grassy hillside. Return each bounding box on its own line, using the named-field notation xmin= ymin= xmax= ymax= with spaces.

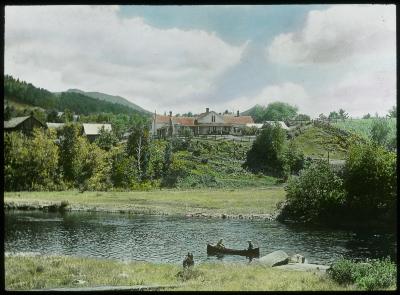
xmin=291 ymin=124 xmax=365 ymax=160
xmin=170 ymin=138 xmax=278 ymax=189
xmin=332 ymin=118 xmax=396 ymax=140
xmin=66 ymin=89 xmax=150 ymax=114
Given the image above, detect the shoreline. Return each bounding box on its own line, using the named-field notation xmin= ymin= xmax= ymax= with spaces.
xmin=4 ymin=188 xmax=284 ymax=220
xmin=4 ymin=253 xmax=346 ymax=291
xmin=4 ymin=200 xmax=278 ymax=220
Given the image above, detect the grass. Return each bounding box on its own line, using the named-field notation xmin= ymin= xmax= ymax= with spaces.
xmin=333 ymin=118 xmax=396 ymax=141
xmin=292 ymin=126 xmax=349 ymax=160
xmin=5 ymin=255 xmax=358 ymax=291
xmin=4 ymin=187 xmax=285 ymax=216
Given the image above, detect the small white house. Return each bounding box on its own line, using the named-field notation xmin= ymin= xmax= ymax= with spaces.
xmin=82 ymin=123 xmax=112 ymax=142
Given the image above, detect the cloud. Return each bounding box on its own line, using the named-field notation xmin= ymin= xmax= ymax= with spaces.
xmin=267 ymin=5 xmax=395 ymax=65
xmin=223 ymin=82 xmax=311 ymax=114
xmin=5 ymin=5 xmax=247 ymax=112
xmin=263 ymin=4 xmax=396 ymax=117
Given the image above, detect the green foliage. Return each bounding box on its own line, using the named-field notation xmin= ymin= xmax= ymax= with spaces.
xmin=4 ymin=129 xmax=61 ymax=191
xmin=362 ymin=113 xmax=371 ymax=119
xmin=328 ymin=258 xmax=396 ymax=290
xmin=109 ymin=146 xmax=137 ymax=189
xmin=58 ymin=123 xmax=82 ymax=183
xmin=343 ymin=143 xmax=396 ymax=220
xmin=294 ymin=114 xmax=310 ymax=121
xmin=264 ymin=102 xmax=298 ymax=121
xmin=240 ymin=126 xmax=259 ymax=136
xmin=161 ymin=152 xmax=191 ymax=187
xmin=370 ymin=118 xmax=391 ymax=147
xmin=283 ymin=141 xmax=305 ymax=175
xmin=282 ymin=161 xmax=346 ymax=222
xmin=333 ymin=118 xmax=396 ymax=145
xmin=242 ymin=102 xmax=299 ymax=123
xmin=126 ymin=125 xmax=150 ymax=180
xmin=243 ymin=124 xmax=287 ymax=177
xmin=387 ymin=105 xmax=396 ymax=118
xmin=94 ymin=126 xmax=118 ymax=151
xmin=4 ymin=75 xmax=149 ymax=118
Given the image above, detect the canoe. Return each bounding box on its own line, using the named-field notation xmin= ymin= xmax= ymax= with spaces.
xmin=207 ymin=244 xmax=260 ymax=257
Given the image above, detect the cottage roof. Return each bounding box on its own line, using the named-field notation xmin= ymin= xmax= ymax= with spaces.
xmin=47 ymin=123 xmax=66 ymax=129
xmin=223 ymin=115 xmax=254 ymax=125
xmin=83 ymin=123 xmax=112 ymax=135
xmin=4 ymin=116 xmax=32 ymax=128
xmin=155 ymin=114 xmax=195 ymax=126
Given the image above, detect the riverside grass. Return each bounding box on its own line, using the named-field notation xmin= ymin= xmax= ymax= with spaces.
xmin=4 ymin=187 xmax=285 ymax=216
xmin=5 ymin=255 xmax=355 ymax=291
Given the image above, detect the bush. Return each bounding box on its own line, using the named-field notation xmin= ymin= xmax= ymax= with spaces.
xmin=243 ymin=124 xmax=287 ymax=177
xmin=343 ymin=143 xmax=396 ymax=221
xmin=328 ymin=258 xmax=396 ymax=290
xmin=280 ymin=160 xmax=346 ymax=222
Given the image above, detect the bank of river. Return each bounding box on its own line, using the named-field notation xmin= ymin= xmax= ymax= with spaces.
xmin=5 ymin=254 xmax=358 ymax=291
xmin=4 ymin=188 xmax=285 ymax=219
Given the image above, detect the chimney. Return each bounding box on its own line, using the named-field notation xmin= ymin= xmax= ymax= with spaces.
xmin=169 ymin=111 xmax=172 ymax=117
xmin=206 ymin=107 xmax=209 ymax=113
xmin=237 ymin=110 xmax=240 ymax=117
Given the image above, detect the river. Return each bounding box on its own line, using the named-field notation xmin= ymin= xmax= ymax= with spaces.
xmin=4 ymin=210 xmax=396 ymax=265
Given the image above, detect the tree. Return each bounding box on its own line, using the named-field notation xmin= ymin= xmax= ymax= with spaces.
xmin=318 ymin=113 xmax=327 ymax=120
xmin=4 ymin=129 xmax=60 ymax=191
xmin=338 ymin=109 xmax=349 ymax=121
xmin=263 ymin=102 xmax=298 ymax=121
xmin=126 ymin=125 xmax=150 ymax=181
xmin=328 ymin=111 xmax=340 ymax=120
xmin=362 ymin=113 xmax=371 ymax=119
xmin=295 ymin=114 xmax=310 ymax=121
xmin=94 ymin=126 xmax=118 ymax=151
xmin=59 ymin=123 xmax=82 ymax=183
xmin=387 ymin=105 xmax=396 ymax=118
xmin=280 ymin=160 xmax=346 ymax=223
xmin=47 ymin=109 xmax=61 ymax=122
xmin=62 ymin=108 xmax=73 ymax=123
xmin=370 ymin=118 xmax=390 ymax=147
xmin=343 ymin=143 xmax=396 ymax=221
xmin=283 ymin=141 xmax=305 ymax=175
xmin=243 ymin=123 xmax=287 ymax=177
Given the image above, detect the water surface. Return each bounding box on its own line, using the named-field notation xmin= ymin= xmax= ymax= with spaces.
xmin=5 ymin=211 xmax=396 ymax=265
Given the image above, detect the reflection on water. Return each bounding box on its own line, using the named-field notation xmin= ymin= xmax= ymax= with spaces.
xmin=4 ymin=211 xmax=396 ymax=265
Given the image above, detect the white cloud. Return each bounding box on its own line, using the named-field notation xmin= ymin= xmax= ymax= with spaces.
xmin=5 ymin=5 xmax=247 ymax=112
xmin=223 ymin=82 xmax=312 ymax=114
xmin=267 ymin=4 xmax=395 ymax=64
xmin=264 ymin=4 xmax=396 ymax=118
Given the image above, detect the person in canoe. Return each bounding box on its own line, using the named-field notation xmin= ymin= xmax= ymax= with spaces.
xmin=216 ymin=238 xmax=225 ymax=249
xmin=247 ymin=240 xmax=254 ymax=250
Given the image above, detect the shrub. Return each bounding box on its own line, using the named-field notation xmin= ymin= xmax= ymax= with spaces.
xmin=328 ymin=258 xmax=396 ymax=290
xmin=243 ymin=123 xmax=287 ymax=177
xmin=343 ymin=143 xmax=396 ymax=221
xmin=280 ymin=160 xmax=346 ymax=222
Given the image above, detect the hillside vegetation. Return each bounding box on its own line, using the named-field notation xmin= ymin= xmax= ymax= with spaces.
xmin=333 ymin=118 xmax=396 ymax=141
xmin=66 ymin=89 xmax=150 ymax=114
xmin=4 ymin=75 xmax=148 ymax=116
xmin=290 ymin=123 xmax=366 ymax=160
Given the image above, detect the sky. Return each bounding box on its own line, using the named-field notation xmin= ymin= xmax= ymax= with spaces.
xmin=4 ymin=5 xmax=396 ymax=118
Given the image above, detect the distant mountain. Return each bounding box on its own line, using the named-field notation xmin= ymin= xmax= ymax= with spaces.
xmin=66 ymin=89 xmax=151 ymax=114
xmin=4 ymin=75 xmax=149 ymax=117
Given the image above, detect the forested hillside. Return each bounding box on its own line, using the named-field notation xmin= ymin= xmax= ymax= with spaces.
xmin=65 ymin=89 xmax=150 ymax=114
xmin=4 ymin=75 xmax=149 ymax=116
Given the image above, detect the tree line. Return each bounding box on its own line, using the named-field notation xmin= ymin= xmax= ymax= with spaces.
xmin=4 ymin=124 xmax=190 ymax=192
xmin=4 ymin=75 xmax=147 ymax=117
